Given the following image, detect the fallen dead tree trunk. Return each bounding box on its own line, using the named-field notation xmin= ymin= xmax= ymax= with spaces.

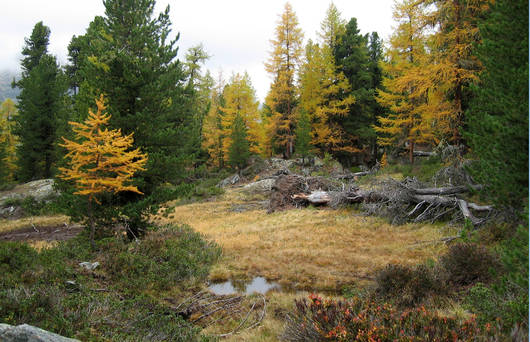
xmin=413 ymin=151 xmax=436 ymax=157
xmin=411 ymin=184 xmax=482 ymax=196
xmin=282 ymin=176 xmax=492 ymax=226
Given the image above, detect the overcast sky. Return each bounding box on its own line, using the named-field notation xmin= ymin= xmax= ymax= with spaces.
xmin=1 ymin=0 xmax=395 ymax=101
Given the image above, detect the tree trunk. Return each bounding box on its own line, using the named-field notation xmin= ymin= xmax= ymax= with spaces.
xmin=88 ymin=197 xmax=95 ymax=249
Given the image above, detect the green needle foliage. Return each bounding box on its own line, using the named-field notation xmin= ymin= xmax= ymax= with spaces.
xmin=228 ymin=113 xmax=250 ymax=173
xmin=465 ymin=0 xmax=529 ymax=209
xmin=13 ymin=22 xmax=67 ymax=181
xmin=295 ymin=109 xmax=312 ymax=162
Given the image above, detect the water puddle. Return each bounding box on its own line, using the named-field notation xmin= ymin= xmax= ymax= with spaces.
xmin=208 ymin=276 xmax=281 ymax=295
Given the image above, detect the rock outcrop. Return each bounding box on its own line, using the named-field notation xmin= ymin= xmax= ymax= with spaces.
xmin=0 ymin=179 xmax=57 ymax=205
xmin=0 ymin=324 xmax=80 ymax=342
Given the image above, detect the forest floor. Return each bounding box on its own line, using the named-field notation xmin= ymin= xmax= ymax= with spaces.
xmin=0 ymin=170 xmax=460 ymax=341
xmin=156 ymin=186 xmax=455 ymax=341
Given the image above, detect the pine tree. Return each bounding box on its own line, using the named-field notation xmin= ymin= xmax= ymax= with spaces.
xmin=334 ymin=18 xmax=375 ymax=163
xmin=13 ymin=22 xmax=67 ymax=181
xmin=59 ymin=95 xmax=147 ymax=244
xmin=294 ymin=109 xmax=312 ymax=163
xmin=228 ymin=113 xmax=250 ymax=173
xmin=265 ymin=2 xmax=304 ymax=158
xmin=374 ymin=0 xmax=434 ymax=164
xmin=70 ymin=0 xmax=191 ymax=191
xmin=465 ymin=0 xmax=528 ymax=208
xmin=366 ymin=32 xmax=385 ymax=160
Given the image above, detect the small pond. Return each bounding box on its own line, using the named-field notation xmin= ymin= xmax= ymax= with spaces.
xmin=208 ymin=276 xmax=281 ymax=296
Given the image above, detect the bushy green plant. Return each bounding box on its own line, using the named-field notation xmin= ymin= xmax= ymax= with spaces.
xmin=0 ymin=224 xmax=220 ymax=341
xmin=440 ymin=242 xmax=501 ymax=286
xmin=374 ymin=263 xmax=447 ymax=307
xmin=101 ymin=225 xmax=220 ymax=293
xmin=0 ymin=242 xmax=38 ymax=287
xmin=281 ymin=294 xmax=499 ymax=341
xmin=466 ymin=224 xmax=529 ymax=334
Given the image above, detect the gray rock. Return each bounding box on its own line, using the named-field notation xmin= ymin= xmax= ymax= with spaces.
xmin=242 ymin=178 xmax=276 ymax=194
xmin=0 ymin=323 xmax=80 ymax=342
xmin=79 ymin=261 xmax=100 ymax=271
xmin=0 ymin=179 xmax=58 ymax=206
xmin=217 ymin=174 xmax=240 ymax=188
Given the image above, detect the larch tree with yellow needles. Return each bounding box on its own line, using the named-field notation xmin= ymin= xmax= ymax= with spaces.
xmin=59 ymin=95 xmax=147 ymax=244
xmin=265 ymin=2 xmax=304 ymax=159
xmin=422 ymin=0 xmax=491 ymax=144
xmin=0 ymin=99 xmax=18 ymax=183
xmin=375 ymin=0 xmax=435 ymax=164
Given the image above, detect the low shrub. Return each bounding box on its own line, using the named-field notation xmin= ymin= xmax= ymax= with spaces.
xmin=466 ymin=224 xmax=529 ymax=335
xmin=440 ymin=242 xmax=501 ymax=286
xmin=281 ymin=294 xmax=499 ymax=341
xmin=374 ymin=263 xmax=446 ymax=307
xmin=0 ymin=224 xmax=220 ymax=341
xmin=103 ymin=224 xmax=221 ymax=293
xmin=0 ymin=242 xmax=38 ymax=287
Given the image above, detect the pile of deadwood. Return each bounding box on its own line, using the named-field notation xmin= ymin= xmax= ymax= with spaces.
xmin=268 ymin=165 xmax=494 ymax=227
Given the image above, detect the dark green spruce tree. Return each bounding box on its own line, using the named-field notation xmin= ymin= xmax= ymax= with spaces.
xmin=366 ymin=32 xmax=385 ymax=161
xmin=333 ymin=18 xmax=373 ymax=164
xmin=13 ymin=22 xmax=67 ymax=181
xmin=228 ymin=113 xmax=250 ymax=174
xmin=66 ymin=0 xmax=200 ymax=235
xmin=295 ymin=109 xmax=312 ymax=163
xmin=465 ymin=0 xmax=528 ymax=209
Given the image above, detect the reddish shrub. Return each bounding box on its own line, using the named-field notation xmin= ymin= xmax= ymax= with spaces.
xmin=281 ymin=294 xmax=499 ymax=341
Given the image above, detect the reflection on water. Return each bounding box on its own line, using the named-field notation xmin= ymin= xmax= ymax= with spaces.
xmin=208 ymin=276 xmax=281 ymax=295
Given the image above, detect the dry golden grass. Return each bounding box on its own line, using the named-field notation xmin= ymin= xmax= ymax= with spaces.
xmin=0 ymin=215 xmax=70 ymax=234
xmin=158 ymin=188 xmax=451 ymax=291
xmin=28 ymin=240 xmax=59 ymax=250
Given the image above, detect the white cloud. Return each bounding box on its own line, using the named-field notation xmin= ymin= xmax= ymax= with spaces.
xmin=1 ymin=0 xmax=395 ymax=101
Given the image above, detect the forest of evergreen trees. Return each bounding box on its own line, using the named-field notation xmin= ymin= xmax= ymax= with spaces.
xmin=0 ymin=0 xmax=528 ymax=217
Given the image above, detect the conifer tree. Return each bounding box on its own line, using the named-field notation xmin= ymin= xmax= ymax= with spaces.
xmin=423 ymin=0 xmax=491 ymax=144
xmin=465 ymin=0 xmax=528 ymax=208
xmin=0 ymin=99 xmax=18 ymax=183
xmin=265 ymin=2 xmax=304 ymax=158
xmin=202 ymin=75 xmax=226 ymax=169
xmin=333 ymin=18 xmax=376 ymax=163
xmin=228 ymin=113 xmax=250 ymax=173
xmin=375 ymin=0 xmax=434 ymax=164
xmin=294 ymin=109 xmax=312 ymax=163
xmin=299 ymin=6 xmax=356 ymax=159
xmin=299 ymin=40 xmax=355 ymax=155
xmin=220 ymin=73 xmax=260 ymax=160
xmin=13 ymin=22 xmax=67 ymax=181
xmin=67 ymin=0 xmax=196 ymax=234
xmin=69 ymin=0 xmax=191 ymax=190
xmin=59 ymin=95 xmax=147 ymax=244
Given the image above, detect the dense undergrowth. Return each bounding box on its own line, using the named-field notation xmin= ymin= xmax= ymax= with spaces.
xmin=0 ymin=224 xmax=221 ymax=341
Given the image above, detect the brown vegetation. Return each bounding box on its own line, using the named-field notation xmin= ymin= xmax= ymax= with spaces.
xmin=158 ymin=188 xmax=449 ymax=291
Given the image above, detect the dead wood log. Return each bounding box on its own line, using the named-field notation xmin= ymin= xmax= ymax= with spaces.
xmin=332 ymin=171 xmax=371 ymax=180
xmin=292 ymin=191 xmax=331 ymax=205
xmin=413 ymin=151 xmax=436 ymax=157
xmin=412 ymin=184 xmax=482 ymax=196
xmin=294 ymin=182 xmax=492 ymax=226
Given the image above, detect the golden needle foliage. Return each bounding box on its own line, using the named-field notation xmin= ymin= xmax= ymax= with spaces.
xmin=59 ymin=95 xmax=147 ymax=202
xmin=264 ymin=2 xmax=304 ymax=157
xmin=0 ymin=99 xmax=18 ymax=181
xmin=375 ymin=0 xmax=435 ymax=163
